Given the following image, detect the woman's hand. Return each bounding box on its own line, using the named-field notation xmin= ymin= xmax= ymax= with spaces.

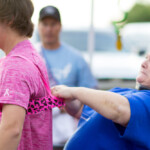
xmin=51 ymin=85 xmax=76 ymax=101
xmin=52 ymin=85 xmax=83 ymax=118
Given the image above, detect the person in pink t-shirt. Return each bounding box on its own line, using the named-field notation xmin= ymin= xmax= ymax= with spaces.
xmin=0 ymin=0 xmax=64 ymax=149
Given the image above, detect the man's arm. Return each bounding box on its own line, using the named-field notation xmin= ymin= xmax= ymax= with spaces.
xmin=0 ymin=104 xmax=26 ymax=150
xmin=52 ymin=86 xmax=131 ymax=126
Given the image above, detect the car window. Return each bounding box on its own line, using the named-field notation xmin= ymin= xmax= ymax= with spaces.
xmin=60 ymin=30 xmax=129 ymax=52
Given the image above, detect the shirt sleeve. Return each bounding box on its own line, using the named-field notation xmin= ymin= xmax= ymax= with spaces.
xmin=77 ymin=56 xmax=98 ymax=88
xmin=0 ymin=64 xmax=31 ymax=110
xmin=117 ymin=91 xmax=150 ymax=149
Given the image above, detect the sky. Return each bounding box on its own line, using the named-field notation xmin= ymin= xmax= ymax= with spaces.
xmin=32 ymin=0 xmax=137 ymax=30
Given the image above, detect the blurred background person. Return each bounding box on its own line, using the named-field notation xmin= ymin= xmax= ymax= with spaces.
xmin=35 ymin=5 xmax=98 ymax=149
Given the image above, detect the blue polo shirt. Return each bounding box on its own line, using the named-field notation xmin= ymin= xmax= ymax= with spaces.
xmin=64 ymin=87 xmax=150 ymax=150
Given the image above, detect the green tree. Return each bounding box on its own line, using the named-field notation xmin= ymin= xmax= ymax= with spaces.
xmin=126 ymin=3 xmax=150 ymax=23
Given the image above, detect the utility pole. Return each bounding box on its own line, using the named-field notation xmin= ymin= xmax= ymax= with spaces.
xmin=88 ymin=0 xmax=94 ymax=68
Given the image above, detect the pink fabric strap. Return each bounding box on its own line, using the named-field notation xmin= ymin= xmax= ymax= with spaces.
xmin=11 ymin=55 xmax=65 ymax=114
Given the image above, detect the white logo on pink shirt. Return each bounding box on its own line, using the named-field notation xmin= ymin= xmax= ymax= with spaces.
xmin=4 ymin=89 xmax=9 ymax=96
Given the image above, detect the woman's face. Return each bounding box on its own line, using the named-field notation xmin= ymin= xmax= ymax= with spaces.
xmin=136 ymin=53 xmax=150 ymax=87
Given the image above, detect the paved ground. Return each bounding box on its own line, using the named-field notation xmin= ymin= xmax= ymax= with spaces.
xmin=98 ymin=79 xmax=136 ymax=90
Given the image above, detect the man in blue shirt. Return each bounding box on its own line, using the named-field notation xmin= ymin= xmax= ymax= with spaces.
xmin=52 ymin=53 xmax=150 ymax=149
xmin=35 ymin=5 xmax=98 ymax=147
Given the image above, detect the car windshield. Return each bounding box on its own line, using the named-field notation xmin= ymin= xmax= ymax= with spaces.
xmin=60 ymin=30 xmax=129 ymax=52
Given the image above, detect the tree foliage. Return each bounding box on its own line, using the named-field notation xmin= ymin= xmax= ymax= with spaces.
xmin=126 ymin=3 xmax=150 ymax=23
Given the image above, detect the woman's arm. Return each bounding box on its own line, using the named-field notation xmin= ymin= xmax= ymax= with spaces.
xmin=52 ymin=86 xmax=131 ymax=126
xmin=65 ymin=100 xmax=83 ymax=119
xmin=0 ymin=104 xmax=26 ymax=150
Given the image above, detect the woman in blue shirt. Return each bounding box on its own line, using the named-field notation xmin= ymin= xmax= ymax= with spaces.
xmin=52 ymin=54 xmax=150 ymax=150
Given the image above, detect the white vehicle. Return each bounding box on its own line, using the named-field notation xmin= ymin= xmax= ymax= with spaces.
xmin=122 ymin=22 xmax=150 ymax=55
xmin=83 ymin=51 xmax=143 ymax=80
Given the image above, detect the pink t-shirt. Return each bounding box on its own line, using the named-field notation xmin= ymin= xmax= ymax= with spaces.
xmin=0 ymin=40 xmax=52 ymax=150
